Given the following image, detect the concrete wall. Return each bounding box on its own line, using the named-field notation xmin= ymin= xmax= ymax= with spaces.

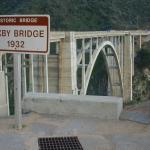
xmin=0 ymin=71 xmax=9 ymax=117
xmin=23 ymin=93 xmax=123 ymax=120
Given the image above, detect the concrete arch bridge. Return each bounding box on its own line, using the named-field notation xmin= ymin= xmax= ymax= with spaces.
xmin=47 ymin=31 xmax=149 ymax=101
xmin=0 ymin=30 xmax=150 ymax=117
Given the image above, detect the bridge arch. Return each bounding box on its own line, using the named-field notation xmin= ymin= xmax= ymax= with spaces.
xmin=82 ymin=41 xmax=123 ymax=97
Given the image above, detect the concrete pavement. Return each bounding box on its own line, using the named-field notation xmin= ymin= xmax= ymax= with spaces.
xmin=0 ymin=113 xmax=150 ymax=150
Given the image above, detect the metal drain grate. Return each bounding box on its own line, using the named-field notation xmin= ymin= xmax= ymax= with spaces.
xmin=38 ymin=136 xmax=83 ymax=150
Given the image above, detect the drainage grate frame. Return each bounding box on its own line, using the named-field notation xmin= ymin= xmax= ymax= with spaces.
xmin=38 ymin=136 xmax=84 ymax=150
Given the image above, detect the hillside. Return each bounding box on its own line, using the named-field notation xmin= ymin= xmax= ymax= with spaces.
xmin=0 ymin=0 xmax=150 ymax=30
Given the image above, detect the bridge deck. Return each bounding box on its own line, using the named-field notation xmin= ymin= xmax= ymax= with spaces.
xmin=50 ymin=30 xmax=150 ymax=41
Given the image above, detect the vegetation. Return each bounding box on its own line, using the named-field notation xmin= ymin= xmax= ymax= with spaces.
xmin=135 ymin=48 xmax=150 ymax=70
xmin=87 ymin=52 xmax=108 ymax=96
xmin=133 ymin=46 xmax=150 ymax=102
xmin=0 ymin=0 xmax=150 ymax=30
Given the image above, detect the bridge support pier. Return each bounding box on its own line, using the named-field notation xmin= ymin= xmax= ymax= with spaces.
xmin=123 ymin=34 xmax=133 ymax=102
xmin=59 ymin=32 xmax=77 ymax=94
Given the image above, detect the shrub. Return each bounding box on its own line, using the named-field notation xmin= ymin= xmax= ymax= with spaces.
xmin=135 ymin=48 xmax=150 ymax=70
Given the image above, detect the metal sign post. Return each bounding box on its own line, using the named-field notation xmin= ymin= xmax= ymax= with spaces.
xmin=13 ymin=53 xmax=22 ymax=129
